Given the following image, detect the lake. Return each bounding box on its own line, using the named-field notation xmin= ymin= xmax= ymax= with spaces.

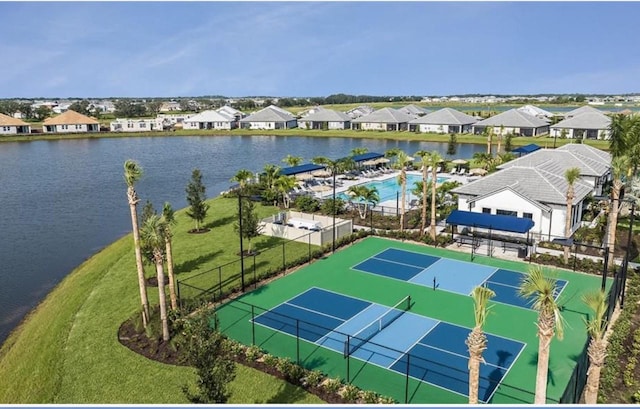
xmin=0 ymin=135 xmax=487 ymax=344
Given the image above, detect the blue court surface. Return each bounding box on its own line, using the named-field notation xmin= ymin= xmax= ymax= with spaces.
xmin=253 ymin=287 xmax=525 ymax=402
xmin=352 ymin=248 xmax=567 ymax=309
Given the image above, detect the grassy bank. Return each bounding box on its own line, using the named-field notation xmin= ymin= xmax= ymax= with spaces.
xmin=0 ymin=127 xmax=610 ymax=151
xmin=0 ymin=197 xmax=322 ymax=403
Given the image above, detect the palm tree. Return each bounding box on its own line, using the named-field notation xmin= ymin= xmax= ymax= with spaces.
xmin=466 ymin=285 xmax=495 ymax=404
xmin=261 ymin=164 xmax=281 ymax=191
xmin=347 ymin=185 xmax=379 ymax=219
xmin=282 ymin=154 xmax=303 ymax=167
xmin=386 ymin=148 xmax=412 ymax=232
xmin=497 ymin=125 xmax=504 ymax=154
xmin=518 ymin=266 xmax=564 ymax=404
xmin=162 ymin=202 xmax=178 ymax=310
xmin=350 ymin=147 xmax=368 ymax=156
xmin=140 ymin=214 xmax=170 ymax=341
xmin=415 ymin=150 xmax=430 ymax=236
xmin=416 ymin=150 xmax=444 ymax=239
xmin=124 ymin=159 xmax=150 ymax=328
xmin=582 ymin=290 xmax=608 ymax=404
xmin=230 ymin=169 xmax=253 ymax=192
xmin=606 ymin=155 xmax=630 ymax=269
xmin=609 ymin=113 xmax=630 ymax=159
xmin=483 ymin=126 xmax=493 ymax=155
xmin=273 ymin=175 xmax=296 ymax=208
xmin=564 ymin=167 xmax=581 ymax=264
xmin=473 ymin=152 xmax=494 ymax=171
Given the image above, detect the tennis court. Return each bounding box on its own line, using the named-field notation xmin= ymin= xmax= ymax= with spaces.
xmin=215 ymin=236 xmax=609 ymax=404
xmin=352 ymin=247 xmax=568 ymax=309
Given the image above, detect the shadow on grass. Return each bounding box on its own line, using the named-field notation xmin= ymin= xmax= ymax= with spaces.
xmin=204 ymin=215 xmax=236 ymax=229
xmin=175 ymin=250 xmax=223 ymax=274
xmin=264 ymin=382 xmax=310 ymax=404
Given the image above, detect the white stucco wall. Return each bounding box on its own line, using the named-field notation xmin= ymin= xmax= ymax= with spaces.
xmin=43 ymin=124 xmax=98 ymax=133
xmin=0 ymin=126 xmax=18 ymax=135
xmin=550 ymin=127 xmax=610 ymax=140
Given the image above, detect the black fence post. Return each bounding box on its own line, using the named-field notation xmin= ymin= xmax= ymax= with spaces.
xmin=573 ymin=246 xmax=577 ymax=271
xmin=296 ymin=319 xmax=300 ymax=365
xmin=308 ymin=232 xmax=311 ymax=263
xmin=405 ymin=354 xmax=411 ymax=404
xmin=218 ymin=266 xmax=222 ymax=299
xmin=253 ymin=254 xmax=257 ymax=289
xmin=282 ymin=241 xmax=286 ymax=273
xmin=176 ymin=281 xmax=182 ymax=309
xmin=346 ymin=335 xmax=350 ymax=383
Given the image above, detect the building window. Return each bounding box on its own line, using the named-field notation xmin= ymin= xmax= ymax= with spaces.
xmin=496 ymin=209 xmax=517 ymax=217
xmin=523 ymin=212 xmax=533 ymax=219
xmin=140 ymin=122 xmax=146 ymax=128
xmin=76 ymin=124 xmax=82 ymax=130
xmin=2 ymin=126 xmax=9 ymax=131
xmin=482 ymin=208 xmax=491 ymax=214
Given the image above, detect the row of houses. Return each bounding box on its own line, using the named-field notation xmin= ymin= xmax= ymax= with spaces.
xmin=0 ymin=103 xmax=621 ymax=138
xmin=451 ymin=143 xmax=611 ymax=240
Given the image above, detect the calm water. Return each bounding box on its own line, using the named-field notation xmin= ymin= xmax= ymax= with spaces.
xmin=0 ymin=135 xmax=486 ymax=344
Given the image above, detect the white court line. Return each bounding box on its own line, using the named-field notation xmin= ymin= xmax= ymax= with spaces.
xmin=252 ymin=287 xmax=321 ymax=321
xmin=283 ymin=301 xmax=346 ymax=322
xmin=388 ymin=320 xmax=440 ymax=368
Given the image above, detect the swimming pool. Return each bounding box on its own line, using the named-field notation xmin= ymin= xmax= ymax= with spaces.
xmin=338 ymin=174 xmax=449 ymax=203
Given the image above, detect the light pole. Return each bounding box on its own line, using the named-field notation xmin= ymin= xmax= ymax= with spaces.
xmin=332 ymin=166 xmax=336 ymax=253
xmin=621 ymin=200 xmax=635 ymax=307
xmin=238 ymin=193 xmax=245 ymax=292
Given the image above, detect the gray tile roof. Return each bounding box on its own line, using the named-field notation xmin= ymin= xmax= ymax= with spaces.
xmin=298 ymin=108 xmax=351 ymax=122
xmin=564 ymin=106 xmax=603 ymax=117
xmin=398 ymin=104 xmax=431 ymax=117
xmin=409 ymin=107 xmax=477 ymax=125
xmin=516 ymin=104 xmax=554 ymax=118
xmin=240 ymin=105 xmax=295 ymax=123
xmin=555 ymin=143 xmax=612 ymax=164
xmin=451 ymin=165 xmax=592 ymax=206
xmin=474 ymin=109 xmax=549 ymax=128
xmin=551 ymin=112 xmax=611 ymax=130
xmin=498 ymin=147 xmax=611 ymax=177
xmin=351 ymin=107 xmax=413 ymax=124
xmin=184 ymin=110 xmax=234 ymax=123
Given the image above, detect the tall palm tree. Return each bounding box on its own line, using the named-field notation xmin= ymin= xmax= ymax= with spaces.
xmin=608 ymin=113 xmax=630 ymax=159
xmin=497 ymin=125 xmax=504 ymax=154
xmin=564 ymin=167 xmax=581 ymax=264
xmin=466 ymin=285 xmax=495 ymax=404
xmin=483 ymin=126 xmax=493 ymax=155
xmin=162 ymin=202 xmax=178 ymax=310
xmin=273 ymin=175 xmax=296 ymax=208
xmin=518 ymin=266 xmax=564 ymax=404
xmin=124 ymin=159 xmax=150 ymax=328
xmin=473 ymin=152 xmax=494 ymax=171
xmin=582 ymin=290 xmax=608 ymax=404
xmin=261 ymin=164 xmax=281 ymax=191
xmin=282 ymin=154 xmax=303 ymax=167
xmin=415 ymin=150 xmax=431 ymax=236
xmin=230 ymin=169 xmax=254 ymax=192
xmin=140 ymin=214 xmax=170 ymax=341
xmin=386 ymin=148 xmax=412 ymax=232
xmin=606 ymin=155 xmax=630 ymax=269
xmin=428 ymin=151 xmax=443 ymax=240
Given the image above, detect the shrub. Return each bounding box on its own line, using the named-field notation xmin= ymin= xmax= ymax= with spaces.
xmin=324 ymin=377 xmax=342 ymax=394
xmin=361 ymin=390 xmax=380 ymax=404
xmin=245 ymin=345 xmax=262 ymax=361
xmin=262 ymin=353 xmax=278 ymax=367
xmin=294 ymin=195 xmax=321 ymax=212
xmin=340 ymin=384 xmax=360 ymax=402
xmin=304 ymin=370 xmax=324 ymax=388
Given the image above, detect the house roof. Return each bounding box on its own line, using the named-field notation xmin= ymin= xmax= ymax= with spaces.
xmin=184 ymin=110 xmax=234 ymax=123
xmin=298 ymin=108 xmax=351 ymax=122
xmin=498 ymin=146 xmax=611 ymax=177
xmin=555 ymin=143 xmax=612 ymax=164
xmin=409 ymin=107 xmax=477 ymax=125
xmin=511 ymin=143 xmax=541 ymax=155
xmin=0 ymin=112 xmax=29 ymax=126
xmin=351 ymin=107 xmax=413 ymax=124
xmin=398 ymin=104 xmax=431 ymax=117
xmin=217 ymin=105 xmax=243 ymax=117
xmin=43 ymin=110 xmax=99 ymax=125
xmin=564 ymin=105 xmax=603 ymax=117
xmin=240 ymin=105 xmax=295 ymax=123
xmin=473 ymin=109 xmax=549 ymax=128
xmin=551 ymin=112 xmax=611 ymax=130
xmin=451 ymin=165 xmax=592 ymax=206
xmin=516 ymin=104 xmax=554 ymax=118
xmin=280 ymin=163 xmax=324 ymax=176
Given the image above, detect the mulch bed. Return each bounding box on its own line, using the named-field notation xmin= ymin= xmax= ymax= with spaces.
xmin=146 ymin=275 xmax=170 ymax=287
xmin=188 ymin=228 xmax=210 ymax=234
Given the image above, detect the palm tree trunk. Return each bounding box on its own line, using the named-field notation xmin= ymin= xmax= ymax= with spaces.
xmin=607 ymin=185 xmax=621 ymax=270
xmin=154 ymin=254 xmax=170 ymax=341
xmin=400 ymin=170 xmax=406 ymax=232
xmin=497 ymin=135 xmax=502 ymax=154
xmin=584 ymin=338 xmax=606 ymax=404
xmin=564 ymin=199 xmax=573 ymax=264
xmin=421 ymin=165 xmax=428 ymax=235
xmin=128 ymin=190 xmax=149 ymax=328
xmin=165 ymin=239 xmax=178 ymax=310
xmin=466 ymin=328 xmax=486 ymax=404
xmin=430 ymin=168 xmax=438 ymax=241
xmin=487 ymin=133 xmax=492 ymax=154
xmin=534 ymin=321 xmax=554 ymax=404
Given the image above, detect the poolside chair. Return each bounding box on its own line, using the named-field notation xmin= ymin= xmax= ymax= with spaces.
xmin=426 ymin=166 xmax=433 ymax=173
xmin=436 ymin=166 xmax=442 ymax=173
xmin=458 ymin=168 xmax=467 ymax=176
xmin=450 ymin=168 xmax=457 ymax=175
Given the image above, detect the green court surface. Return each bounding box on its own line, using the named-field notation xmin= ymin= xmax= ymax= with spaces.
xmin=215 ymin=236 xmax=609 ymax=404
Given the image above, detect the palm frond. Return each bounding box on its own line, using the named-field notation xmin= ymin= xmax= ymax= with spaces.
xmin=518 ymin=266 xmax=565 ymax=339
xmin=123 ymin=159 xmax=142 ymax=186
xmin=471 ymin=285 xmax=495 ymax=327
xmin=582 ymin=290 xmax=608 ymax=340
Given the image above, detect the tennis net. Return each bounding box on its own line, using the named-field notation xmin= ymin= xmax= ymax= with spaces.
xmin=344 ymin=295 xmax=412 ymax=357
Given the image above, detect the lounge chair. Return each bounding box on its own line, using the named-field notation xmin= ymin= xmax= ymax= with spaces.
xmin=436 ymin=166 xmax=442 ymax=173
xmin=450 ymin=168 xmax=457 ymax=175
xmin=458 ymin=168 xmax=467 ymax=176
xmin=426 ymin=166 xmax=433 ymax=173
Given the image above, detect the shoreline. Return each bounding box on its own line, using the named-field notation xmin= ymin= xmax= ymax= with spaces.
xmin=0 ymin=128 xmax=610 ymax=150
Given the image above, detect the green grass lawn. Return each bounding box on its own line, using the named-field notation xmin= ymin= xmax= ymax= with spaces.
xmin=0 ymin=197 xmax=322 ymax=403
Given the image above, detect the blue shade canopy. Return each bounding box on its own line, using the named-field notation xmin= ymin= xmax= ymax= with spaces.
xmin=349 ymin=152 xmax=383 ymax=162
xmin=446 ymin=210 xmax=535 ymax=234
xmin=511 ymin=144 xmax=541 ymax=155
xmin=279 ymin=163 xmax=325 ymax=176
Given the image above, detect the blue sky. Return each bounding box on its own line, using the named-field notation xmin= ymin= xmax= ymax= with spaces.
xmin=1 ymin=1 xmax=639 ymax=98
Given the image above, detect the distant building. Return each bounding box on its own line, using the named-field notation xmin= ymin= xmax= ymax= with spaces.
xmin=516 ymin=105 xmax=554 ymax=120
xmin=43 ymin=110 xmax=100 ymax=133
xmin=298 ymin=108 xmax=351 ymax=130
xmin=409 ymin=108 xmax=476 ymax=134
xmin=160 ymin=101 xmax=181 ymax=112
xmin=351 ymin=108 xmax=413 ymax=131
xmin=182 ymin=110 xmax=237 ymax=130
xmin=473 ymin=109 xmax=550 ymax=136
xmin=397 ymin=104 xmax=431 ymax=118
xmin=110 ymin=118 xmax=167 ymax=132
xmin=550 ymin=111 xmax=612 ymax=140
xmin=0 ymin=113 xmax=31 ymax=135
xmin=239 ymin=105 xmax=297 ymax=130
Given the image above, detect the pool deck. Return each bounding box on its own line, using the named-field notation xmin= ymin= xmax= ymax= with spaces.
xmin=313 ymin=170 xmax=476 ymax=210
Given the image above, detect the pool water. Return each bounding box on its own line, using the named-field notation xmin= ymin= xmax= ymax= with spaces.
xmin=338 ymin=174 xmax=449 ymax=203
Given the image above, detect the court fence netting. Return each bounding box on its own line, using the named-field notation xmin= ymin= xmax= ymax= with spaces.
xmin=216 ymin=298 xmax=541 ymax=404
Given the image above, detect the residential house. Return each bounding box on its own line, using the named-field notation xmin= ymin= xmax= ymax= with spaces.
xmin=42 ymin=110 xmax=100 ymax=133
xmin=239 ymin=105 xmax=297 ymax=130
xmin=182 ymin=110 xmax=237 ymax=130
xmin=473 ymin=109 xmax=550 ymax=136
xmin=516 ymin=105 xmax=554 ymax=121
xmin=397 ymin=104 xmax=431 ymax=118
xmin=298 ymin=108 xmax=351 ymax=130
xmin=346 ymin=105 xmax=375 ymax=119
xmin=160 ymin=101 xmax=181 ymax=112
xmin=110 ymin=118 xmax=167 ymax=132
xmin=0 ymin=113 xmax=31 ymax=135
xmin=351 ymin=108 xmax=413 ymax=131
xmin=563 ymin=106 xmax=604 ymax=118
xmin=408 ymin=108 xmax=476 ymax=134
xmin=216 ymin=105 xmax=245 ymax=121
xmin=550 ymin=111 xmax=612 ymax=140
